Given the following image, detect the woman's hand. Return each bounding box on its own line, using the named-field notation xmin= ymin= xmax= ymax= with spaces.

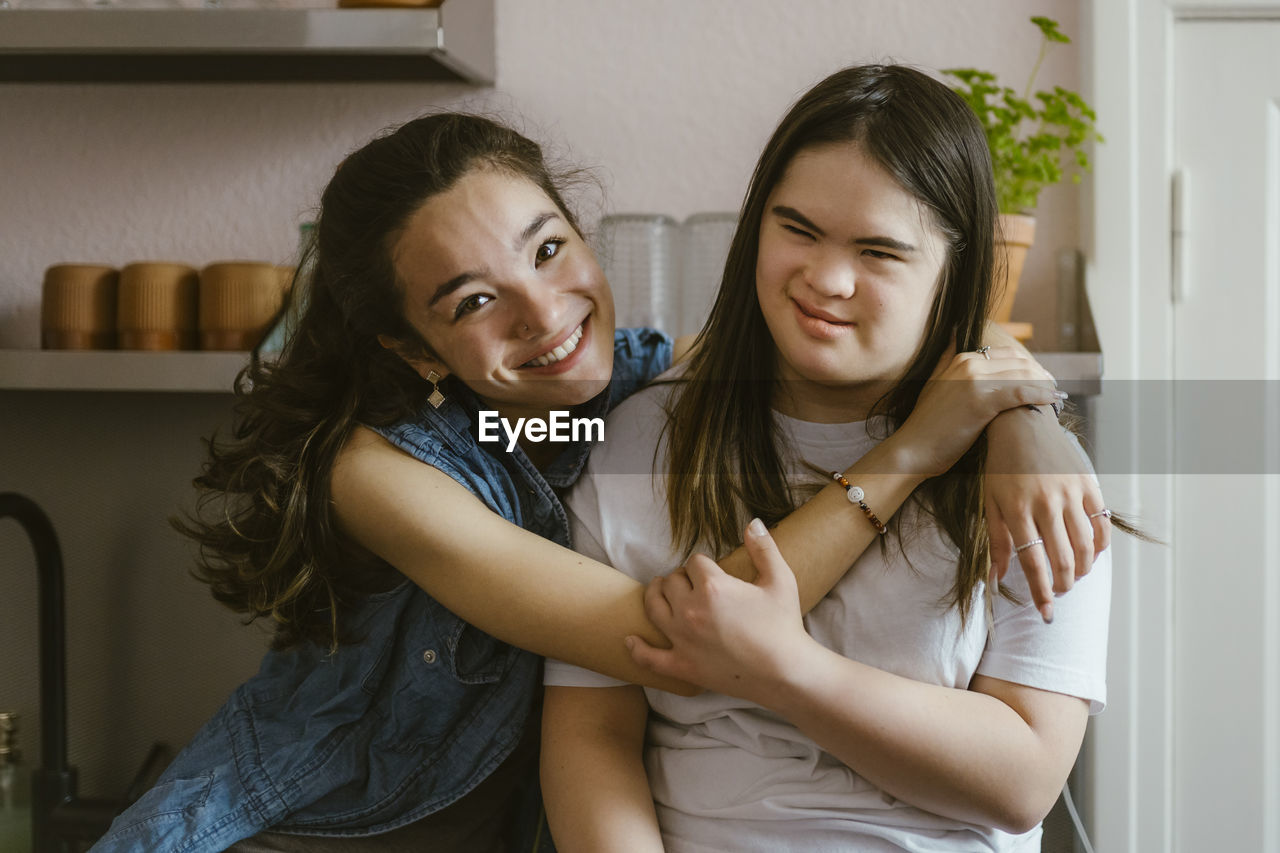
xmin=626 ymin=519 xmax=815 ymax=703
xmin=984 ymin=411 xmax=1111 ymax=622
xmin=887 ymin=346 xmax=1109 ymax=622
xmin=889 ymin=346 xmax=1063 ymax=477
xmin=627 ymin=524 xmax=1095 ymax=831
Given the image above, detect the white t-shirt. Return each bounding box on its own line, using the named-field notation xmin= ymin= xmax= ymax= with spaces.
xmin=545 ymin=383 xmax=1111 ymax=853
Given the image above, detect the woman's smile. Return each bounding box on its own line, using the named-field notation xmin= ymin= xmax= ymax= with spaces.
xmin=791 ymin=297 xmax=855 ymax=340
xmin=391 ymin=168 xmax=617 ymax=412
xmin=755 ymin=141 xmax=948 ymax=420
xmin=518 ymin=317 xmax=589 ymax=372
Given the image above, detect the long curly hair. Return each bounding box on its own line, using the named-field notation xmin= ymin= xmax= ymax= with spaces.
xmin=175 ymin=114 xmax=583 ymax=651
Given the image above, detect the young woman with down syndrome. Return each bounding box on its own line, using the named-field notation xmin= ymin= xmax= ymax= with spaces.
xmin=543 ymin=64 xmax=1125 ymax=853
xmin=93 ymin=109 xmax=1105 ymax=852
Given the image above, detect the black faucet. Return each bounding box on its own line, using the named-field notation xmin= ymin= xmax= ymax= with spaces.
xmin=0 ymin=492 xmax=156 ymax=853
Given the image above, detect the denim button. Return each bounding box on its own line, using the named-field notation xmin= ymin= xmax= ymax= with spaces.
xmin=422 ymin=649 xmax=438 ymax=664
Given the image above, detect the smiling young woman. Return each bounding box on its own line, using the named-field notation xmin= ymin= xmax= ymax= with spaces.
xmin=90 ymin=111 xmax=1108 ymax=853
xmin=756 ymin=144 xmax=954 ymax=421
xmin=383 ymin=167 xmax=617 ymax=432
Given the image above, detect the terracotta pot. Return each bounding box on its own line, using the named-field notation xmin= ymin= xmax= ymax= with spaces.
xmin=991 ymin=213 xmax=1036 ymax=324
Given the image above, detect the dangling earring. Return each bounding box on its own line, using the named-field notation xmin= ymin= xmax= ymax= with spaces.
xmin=426 ymin=370 xmax=446 ymax=409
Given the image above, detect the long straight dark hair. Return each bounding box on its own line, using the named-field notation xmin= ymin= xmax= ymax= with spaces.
xmin=665 ymin=65 xmax=999 ymax=621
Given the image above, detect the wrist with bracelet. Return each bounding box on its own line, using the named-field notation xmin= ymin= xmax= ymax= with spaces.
xmin=830 ymin=472 xmax=887 ymax=535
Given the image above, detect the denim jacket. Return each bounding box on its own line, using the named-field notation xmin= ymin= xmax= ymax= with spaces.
xmin=90 ymin=328 xmax=673 ymax=853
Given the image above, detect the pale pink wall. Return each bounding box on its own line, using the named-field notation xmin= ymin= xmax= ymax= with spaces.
xmin=0 ymin=0 xmax=1086 ymax=800
xmin=0 ymin=0 xmax=1084 ymax=351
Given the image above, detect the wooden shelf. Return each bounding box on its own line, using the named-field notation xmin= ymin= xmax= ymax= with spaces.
xmin=0 ymin=349 xmax=249 ymax=392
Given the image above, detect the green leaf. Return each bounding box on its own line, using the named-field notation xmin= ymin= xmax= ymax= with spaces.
xmin=1032 ymin=16 xmax=1070 ymax=44
xmin=943 ymin=14 xmax=1103 ymax=212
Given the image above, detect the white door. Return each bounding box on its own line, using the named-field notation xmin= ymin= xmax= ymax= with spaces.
xmin=1173 ymin=19 xmax=1280 ymax=852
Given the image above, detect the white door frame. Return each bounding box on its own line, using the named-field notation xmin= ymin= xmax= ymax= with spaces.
xmin=1088 ymin=2 xmax=1280 ymax=850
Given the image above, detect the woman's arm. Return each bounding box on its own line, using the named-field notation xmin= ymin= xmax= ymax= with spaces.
xmin=724 ymin=345 xmax=1100 ymax=617
xmin=331 ymin=349 xmax=1079 ymax=689
xmin=773 ymin=654 xmax=1086 ymax=833
xmin=981 ymin=323 xmax=1111 ymax=620
xmin=541 ymin=685 xmax=661 ymax=853
xmin=333 ymin=427 xmax=694 ymax=692
xmin=331 ymin=427 xmax=921 ymax=688
xmin=629 ymin=523 xmax=1092 ymax=833
xmin=984 ymin=407 xmax=1108 ymax=622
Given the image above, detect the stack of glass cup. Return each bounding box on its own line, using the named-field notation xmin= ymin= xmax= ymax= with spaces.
xmin=596 ymin=212 xmax=737 ymax=338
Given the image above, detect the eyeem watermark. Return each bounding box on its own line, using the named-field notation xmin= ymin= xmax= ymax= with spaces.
xmin=478 ymin=410 xmax=604 ymax=452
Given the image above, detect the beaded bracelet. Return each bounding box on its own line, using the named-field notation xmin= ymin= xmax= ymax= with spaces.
xmin=830 ymin=471 xmax=887 ymax=535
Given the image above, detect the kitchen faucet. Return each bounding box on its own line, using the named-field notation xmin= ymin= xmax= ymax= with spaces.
xmin=1 ymin=492 xmax=166 ymax=853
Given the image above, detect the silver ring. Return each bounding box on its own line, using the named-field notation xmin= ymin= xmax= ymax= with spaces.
xmin=976 ymin=345 xmax=991 ymax=360
xmin=1089 ymin=508 xmax=1112 ymax=520
xmin=1014 ymin=538 xmax=1044 ymax=554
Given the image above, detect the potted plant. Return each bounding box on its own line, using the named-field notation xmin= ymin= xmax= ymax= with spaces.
xmin=944 ymin=16 xmax=1102 ymax=324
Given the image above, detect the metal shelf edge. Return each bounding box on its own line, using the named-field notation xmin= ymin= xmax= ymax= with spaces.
xmin=0 ymin=7 xmax=494 ymax=83
xmin=0 ymin=9 xmax=440 ymax=51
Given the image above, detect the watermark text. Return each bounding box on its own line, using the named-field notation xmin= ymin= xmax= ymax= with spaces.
xmin=478 ymin=410 xmax=604 ymax=452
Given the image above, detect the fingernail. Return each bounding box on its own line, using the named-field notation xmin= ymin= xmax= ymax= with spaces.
xmin=1054 ymin=391 xmax=1069 ymax=399
xmin=1040 ymin=603 xmax=1054 ymax=624
xmin=624 ymin=636 xmax=636 ymax=651
xmin=748 ymin=518 xmax=767 ymax=537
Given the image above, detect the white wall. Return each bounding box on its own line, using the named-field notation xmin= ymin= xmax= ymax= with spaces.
xmin=0 ymin=0 xmax=1084 ymax=802
xmin=1088 ymin=2 xmax=1280 ymax=851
